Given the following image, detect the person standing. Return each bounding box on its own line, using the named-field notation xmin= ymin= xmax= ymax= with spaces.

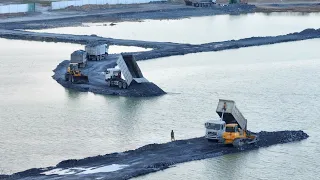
xmin=171 ymin=130 xmax=175 ymax=141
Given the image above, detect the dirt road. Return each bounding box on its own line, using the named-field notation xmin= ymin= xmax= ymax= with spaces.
xmin=1 ymin=130 xmax=308 ymax=180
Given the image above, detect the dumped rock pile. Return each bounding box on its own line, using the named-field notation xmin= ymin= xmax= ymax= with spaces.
xmin=4 ymin=130 xmax=308 ymax=180
xmin=52 ymin=55 xmax=166 ymax=97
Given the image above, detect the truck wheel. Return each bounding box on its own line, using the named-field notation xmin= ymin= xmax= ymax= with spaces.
xmin=71 ymin=76 xmax=74 ymax=83
xmin=122 ymin=82 xmax=127 ymax=89
xmin=118 ymin=81 xmax=122 ymax=89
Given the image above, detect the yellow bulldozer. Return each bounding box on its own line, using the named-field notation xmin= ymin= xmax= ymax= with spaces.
xmin=65 ymin=63 xmax=89 ymax=84
xmin=223 ymin=123 xmax=258 ymax=147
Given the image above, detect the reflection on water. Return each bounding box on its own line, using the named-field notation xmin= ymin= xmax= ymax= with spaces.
xmin=1 ymin=38 xmax=319 ymax=179
xmin=0 ymin=14 xmax=320 ymax=180
xmin=33 ymin=13 xmax=320 ymax=44
xmin=109 ymin=45 xmax=152 ymax=54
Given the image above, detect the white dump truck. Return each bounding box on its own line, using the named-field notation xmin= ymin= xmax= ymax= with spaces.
xmin=105 ymin=54 xmax=148 ymax=89
xmin=70 ymin=50 xmax=88 ymax=68
xmin=85 ymin=43 xmax=109 ymax=61
xmin=205 ymin=100 xmax=229 ymax=141
xmin=205 ymin=120 xmax=226 ymax=141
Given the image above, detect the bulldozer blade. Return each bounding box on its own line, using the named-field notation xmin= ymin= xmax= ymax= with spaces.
xmin=72 ymin=76 xmax=89 ymax=84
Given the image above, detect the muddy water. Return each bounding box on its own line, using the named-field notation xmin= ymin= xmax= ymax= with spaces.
xmin=32 ymin=13 xmax=320 ymax=44
xmin=1 ymin=38 xmax=319 ymax=179
xmin=133 ymin=39 xmax=320 ymax=180
xmin=0 ymin=14 xmax=320 ymax=180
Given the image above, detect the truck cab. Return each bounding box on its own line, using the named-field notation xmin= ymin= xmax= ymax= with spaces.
xmin=222 ymin=123 xmax=246 ymax=145
xmin=67 ymin=63 xmax=81 ymax=75
xmin=65 ymin=63 xmax=89 ymax=83
xmin=105 ymin=67 xmax=128 ymax=89
xmin=105 ymin=67 xmax=121 ymax=80
xmin=204 ymin=120 xmax=225 ymax=141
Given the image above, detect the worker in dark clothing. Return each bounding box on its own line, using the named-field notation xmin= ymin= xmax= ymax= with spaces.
xmin=171 ymin=130 xmax=175 ymax=141
xmin=223 ymin=102 xmax=227 ymax=111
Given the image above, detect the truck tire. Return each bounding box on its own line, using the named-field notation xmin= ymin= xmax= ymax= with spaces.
xmin=118 ymin=81 xmax=122 ymax=89
xmin=71 ymin=76 xmax=74 ymax=83
xmin=122 ymin=82 xmax=127 ymax=89
xmin=194 ymin=3 xmax=199 ymax=7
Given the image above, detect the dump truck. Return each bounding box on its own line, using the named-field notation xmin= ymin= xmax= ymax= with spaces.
xmin=215 ymin=99 xmax=258 ymax=147
xmin=205 ymin=120 xmax=225 ymax=141
xmin=205 ymin=99 xmax=228 ymax=141
xmin=70 ymin=50 xmax=87 ymax=68
xmin=105 ymin=54 xmax=148 ymax=89
xmin=184 ymin=0 xmax=216 ymax=7
xmin=65 ymin=63 xmax=89 ymax=84
xmin=105 ymin=67 xmax=127 ymax=89
xmin=85 ymin=43 xmax=109 ymax=61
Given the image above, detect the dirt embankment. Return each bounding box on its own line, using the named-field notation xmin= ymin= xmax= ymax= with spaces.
xmin=1 ymin=28 xmax=319 ymax=97
xmin=1 ymin=1 xmax=320 ymax=26
xmin=52 ymin=55 xmax=166 ymax=97
xmin=0 ymin=3 xmax=256 ymax=29
xmin=1 ymin=28 xmax=320 ymax=98
xmin=254 ymin=1 xmax=320 ymax=12
xmin=1 ymin=28 xmax=320 ymax=61
xmin=1 ymin=130 xmax=308 ymax=180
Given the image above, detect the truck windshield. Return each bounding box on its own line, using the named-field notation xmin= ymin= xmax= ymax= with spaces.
xmin=206 ymin=124 xmax=222 ymax=130
xmin=226 ymin=127 xmax=235 ymax=132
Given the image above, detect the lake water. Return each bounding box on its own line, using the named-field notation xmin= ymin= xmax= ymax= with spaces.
xmin=1 ymin=13 xmax=320 ymax=180
xmin=32 ymin=13 xmax=320 ymax=44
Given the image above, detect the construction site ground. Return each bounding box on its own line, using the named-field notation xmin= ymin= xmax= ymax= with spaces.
xmin=1 ymin=130 xmax=308 ymax=180
xmin=0 ymin=1 xmax=320 ymax=25
xmin=52 ymin=55 xmax=166 ymax=97
xmin=0 ymin=0 xmax=318 ymax=179
xmin=1 ymin=27 xmax=319 ymax=97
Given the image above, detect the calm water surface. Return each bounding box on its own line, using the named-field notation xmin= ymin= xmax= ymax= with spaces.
xmin=0 ymin=14 xmax=319 ymax=180
xmin=33 ymin=13 xmax=320 ymax=44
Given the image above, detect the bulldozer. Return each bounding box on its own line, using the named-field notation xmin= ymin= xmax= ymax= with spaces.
xmin=65 ymin=63 xmax=89 ymax=84
xmin=215 ymin=99 xmax=258 ymax=147
xmin=223 ymin=123 xmax=258 ymax=147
